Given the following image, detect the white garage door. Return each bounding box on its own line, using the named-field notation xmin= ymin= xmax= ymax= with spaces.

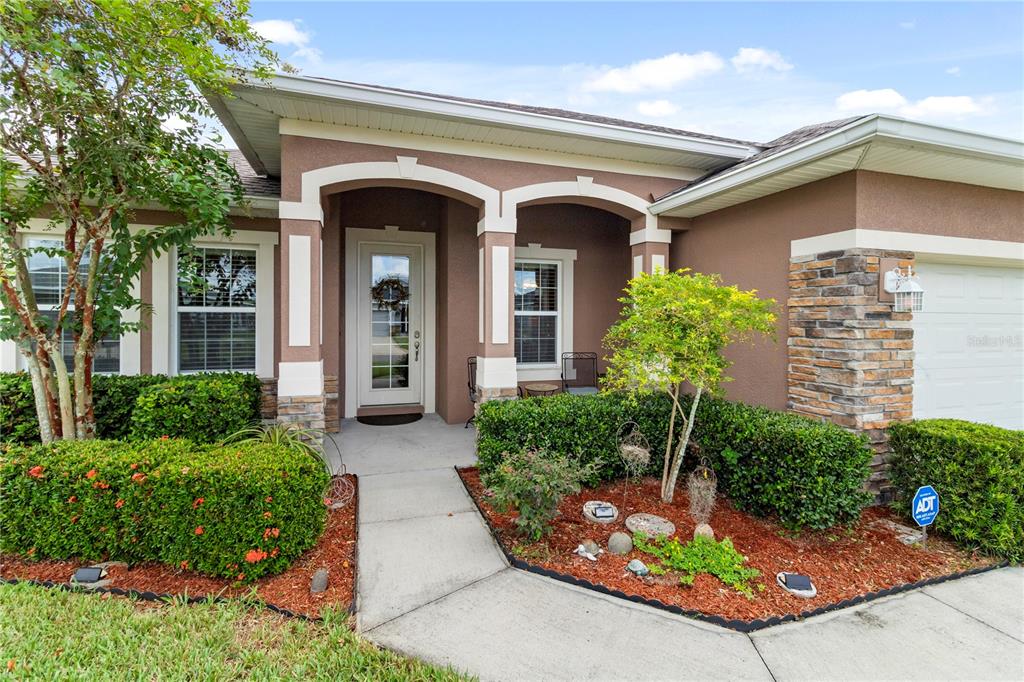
xmin=912 ymin=260 xmax=1023 ymax=429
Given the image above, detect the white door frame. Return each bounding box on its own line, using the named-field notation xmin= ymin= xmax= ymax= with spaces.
xmin=344 ymin=227 xmax=436 ymax=418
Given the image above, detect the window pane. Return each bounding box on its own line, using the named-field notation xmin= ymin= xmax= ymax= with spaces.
xmin=177 ymin=250 xmax=205 ymax=307
xmin=204 ymin=248 xmax=232 ymax=307
xmin=230 ymin=250 xmax=257 ymax=306
xmin=515 ymin=262 xmax=557 ymax=312
xmin=514 ymin=313 xmax=557 ymax=364
xmin=36 ymin=303 xmax=120 ymax=375
xmin=178 ymin=312 xmax=207 ymax=372
xmin=230 ymin=313 xmax=256 ymax=371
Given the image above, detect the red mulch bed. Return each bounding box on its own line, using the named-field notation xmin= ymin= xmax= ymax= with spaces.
xmin=459 ymin=468 xmax=996 ymax=622
xmin=0 ymin=475 xmax=358 ymax=619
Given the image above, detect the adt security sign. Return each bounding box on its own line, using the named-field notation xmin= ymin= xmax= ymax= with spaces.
xmin=912 ymin=485 xmax=940 ymax=527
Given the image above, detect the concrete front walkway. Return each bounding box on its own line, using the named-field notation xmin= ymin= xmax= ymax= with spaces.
xmin=333 ymin=416 xmax=1024 ymax=681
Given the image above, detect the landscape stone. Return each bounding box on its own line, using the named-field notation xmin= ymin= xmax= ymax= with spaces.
xmin=582 ymin=500 xmax=619 ymax=525
xmin=311 ymin=568 xmax=329 ymax=594
xmin=607 ymin=532 xmax=633 ymax=555
xmin=625 ymin=513 xmax=676 ymax=539
xmin=626 ymin=559 xmax=649 ymax=576
xmin=694 ymin=523 xmax=715 ymax=540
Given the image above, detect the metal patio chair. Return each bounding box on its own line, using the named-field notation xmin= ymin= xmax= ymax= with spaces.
xmin=561 ymin=352 xmax=599 ymax=395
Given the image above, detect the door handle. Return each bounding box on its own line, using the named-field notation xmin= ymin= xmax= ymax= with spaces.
xmin=414 ymin=340 xmax=420 ymax=361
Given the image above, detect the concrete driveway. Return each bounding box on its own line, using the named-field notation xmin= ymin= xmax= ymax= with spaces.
xmin=334 ymin=416 xmax=1024 ymax=681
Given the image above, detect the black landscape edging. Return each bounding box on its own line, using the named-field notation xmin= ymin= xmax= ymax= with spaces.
xmin=0 ymin=475 xmax=361 ymax=623
xmin=455 ymin=466 xmax=1008 ymax=633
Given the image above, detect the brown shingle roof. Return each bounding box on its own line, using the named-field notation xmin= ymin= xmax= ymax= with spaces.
xmin=228 ymin=149 xmax=280 ymax=198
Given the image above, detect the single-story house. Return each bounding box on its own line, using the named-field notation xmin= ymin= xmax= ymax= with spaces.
xmin=4 ymin=73 xmax=1022 ymax=489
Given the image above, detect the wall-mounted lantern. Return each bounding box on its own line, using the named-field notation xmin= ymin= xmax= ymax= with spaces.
xmin=883 ymin=266 xmax=924 ymax=312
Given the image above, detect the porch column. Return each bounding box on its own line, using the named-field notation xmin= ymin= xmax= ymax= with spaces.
xmin=476 ymin=217 xmax=518 ymax=401
xmin=277 ymin=218 xmax=326 ymax=430
xmin=630 ymin=214 xmax=672 ymax=276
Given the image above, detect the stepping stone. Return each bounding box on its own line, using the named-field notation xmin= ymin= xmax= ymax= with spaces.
xmin=625 ymin=513 xmax=675 ymax=539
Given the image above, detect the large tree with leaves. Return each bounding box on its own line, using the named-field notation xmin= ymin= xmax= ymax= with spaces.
xmin=603 ymin=269 xmax=776 ymax=503
xmin=0 ymin=0 xmax=274 ymax=441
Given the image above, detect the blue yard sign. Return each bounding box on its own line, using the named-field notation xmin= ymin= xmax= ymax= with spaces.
xmin=912 ymin=485 xmax=940 ymax=527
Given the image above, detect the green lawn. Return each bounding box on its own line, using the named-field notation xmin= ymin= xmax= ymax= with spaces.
xmin=0 ymin=583 xmax=470 ymax=680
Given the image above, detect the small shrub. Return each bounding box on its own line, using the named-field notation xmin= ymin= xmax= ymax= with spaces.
xmin=482 ymin=450 xmax=598 ymax=541
xmin=889 ymin=419 xmax=1023 ymax=561
xmin=92 ymin=375 xmax=170 ymax=440
xmin=130 ymin=373 xmax=261 ymax=442
xmin=0 ymin=438 xmax=329 ymax=580
xmin=634 ymin=533 xmax=761 ymax=597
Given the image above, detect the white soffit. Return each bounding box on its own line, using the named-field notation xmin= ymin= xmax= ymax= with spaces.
xmin=651 ymin=116 xmax=1024 ymax=218
xmin=215 ymin=75 xmax=757 ymax=178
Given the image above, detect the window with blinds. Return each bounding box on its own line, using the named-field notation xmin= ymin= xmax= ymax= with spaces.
xmin=176 ymin=247 xmax=257 ymax=372
xmin=514 ymin=260 xmax=559 ymax=364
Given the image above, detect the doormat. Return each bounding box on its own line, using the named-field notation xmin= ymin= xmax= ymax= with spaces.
xmin=357 ymin=413 xmax=423 ymax=426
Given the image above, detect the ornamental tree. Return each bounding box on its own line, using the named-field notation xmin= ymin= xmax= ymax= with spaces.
xmin=0 ymin=0 xmax=274 ymax=441
xmin=603 ymin=269 xmax=776 ymax=503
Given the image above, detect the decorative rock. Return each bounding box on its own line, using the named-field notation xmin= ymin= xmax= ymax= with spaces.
xmin=625 ymin=513 xmax=676 ymax=539
xmin=574 ymin=544 xmax=599 ymax=561
xmin=607 ymin=531 xmax=633 ymax=555
xmin=776 ymin=572 xmax=817 ymax=599
xmin=694 ymin=523 xmax=715 ymax=540
xmin=626 ymin=559 xmax=649 ymax=576
xmin=582 ymin=500 xmax=619 ymax=524
xmin=581 ymin=539 xmax=601 ymax=556
xmin=310 ymin=568 xmax=329 ymax=594
xmin=870 ymin=518 xmax=925 ymax=545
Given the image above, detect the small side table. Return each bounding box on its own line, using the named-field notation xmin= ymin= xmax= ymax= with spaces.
xmin=523 ymin=382 xmax=560 ymax=397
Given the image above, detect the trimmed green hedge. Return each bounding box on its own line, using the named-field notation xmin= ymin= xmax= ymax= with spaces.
xmin=0 ymin=372 xmax=261 ymax=443
xmin=889 ymin=419 xmax=1023 ymax=561
xmin=0 ymin=438 xmax=329 ymax=580
xmin=476 ymin=392 xmax=873 ymax=529
xmin=129 ymin=374 xmax=262 ymax=442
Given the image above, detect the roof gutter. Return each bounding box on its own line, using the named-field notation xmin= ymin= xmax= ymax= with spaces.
xmin=648 ymin=115 xmax=1024 ymax=215
xmin=231 ymin=72 xmax=761 ymax=161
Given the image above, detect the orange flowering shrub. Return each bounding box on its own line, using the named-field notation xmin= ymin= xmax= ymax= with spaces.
xmin=0 ymin=438 xmax=328 ymax=581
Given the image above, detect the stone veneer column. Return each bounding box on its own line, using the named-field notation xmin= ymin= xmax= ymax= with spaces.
xmin=277 ymin=218 xmax=326 ymax=431
xmin=476 ymin=228 xmax=518 ymax=402
xmin=787 ymin=248 xmax=915 ymax=499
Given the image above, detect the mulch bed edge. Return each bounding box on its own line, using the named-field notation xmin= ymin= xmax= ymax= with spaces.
xmin=0 ymin=475 xmax=361 ymax=623
xmin=455 ymin=465 xmax=1008 ymax=633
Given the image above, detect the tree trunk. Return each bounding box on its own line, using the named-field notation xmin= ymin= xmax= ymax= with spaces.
xmin=660 ymin=383 xmax=680 ymax=491
xmin=73 ymin=239 xmax=102 ymax=438
xmin=20 ymin=342 xmax=53 ymax=444
xmin=661 ymin=386 xmax=703 ymax=503
xmin=49 ymin=344 xmax=77 ymax=440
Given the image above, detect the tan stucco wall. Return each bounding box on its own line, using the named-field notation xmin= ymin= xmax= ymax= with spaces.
xmin=855 ymin=170 xmax=1024 ymax=241
xmin=669 ymin=170 xmax=1024 ymax=410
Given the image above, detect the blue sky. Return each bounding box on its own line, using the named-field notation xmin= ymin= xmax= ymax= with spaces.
xmin=248 ymin=2 xmax=1023 ymax=142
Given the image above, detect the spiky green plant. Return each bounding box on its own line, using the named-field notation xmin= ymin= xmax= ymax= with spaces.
xmin=222 ymin=424 xmax=329 ymax=473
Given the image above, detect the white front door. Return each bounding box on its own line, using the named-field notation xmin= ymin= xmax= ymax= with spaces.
xmin=357 ymin=242 xmax=424 ymax=407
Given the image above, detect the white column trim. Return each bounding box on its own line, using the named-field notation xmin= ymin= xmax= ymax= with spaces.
xmin=651 ymin=254 xmax=666 ymax=272
xmin=0 ymin=340 xmax=17 ymax=373
xmin=151 ymin=250 xmax=171 ymax=374
xmin=478 ymin=247 xmax=485 ymax=343
xmin=476 ymin=356 xmax=518 ymax=389
xmin=791 ymin=228 xmax=1024 ymax=264
xmin=119 ymin=274 xmax=142 ymax=375
xmin=491 ymin=245 xmax=510 ymax=344
xmin=633 ymin=255 xmax=643 ymax=279
xmin=288 ymin=234 xmax=312 ymax=347
xmin=277 ymin=360 xmax=323 ymax=397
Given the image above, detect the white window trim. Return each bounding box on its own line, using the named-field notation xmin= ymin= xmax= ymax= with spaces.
xmin=154 ymin=229 xmax=277 ymax=378
xmin=2 ymin=220 xmax=142 ymax=375
xmin=514 ymin=244 xmax=576 ymax=382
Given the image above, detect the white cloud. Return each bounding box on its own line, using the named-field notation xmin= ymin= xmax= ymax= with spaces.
xmin=583 ymin=52 xmax=724 ymax=93
xmin=836 ymin=88 xmax=908 ymax=111
xmin=946 ymin=66 xmax=961 ymax=76
xmin=899 ymin=21 xmax=916 ymax=30
xmin=836 ymin=88 xmax=989 ymax=122
xmin=635 ymin=100 xmax=680 ymax=117
xmin=252 ymin=19 xmax=311 ymax=48
xmin=900 ymin=95 xmax=984 ymax=118
xmin=731 ymin=48 xmax=793 ymax=73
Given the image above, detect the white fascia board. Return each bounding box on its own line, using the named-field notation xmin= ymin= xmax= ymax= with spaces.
xmin=237 ymin=74 xmax=759 ymax=161
xmin=649 ymin=115 xmax=1024 ymax=216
